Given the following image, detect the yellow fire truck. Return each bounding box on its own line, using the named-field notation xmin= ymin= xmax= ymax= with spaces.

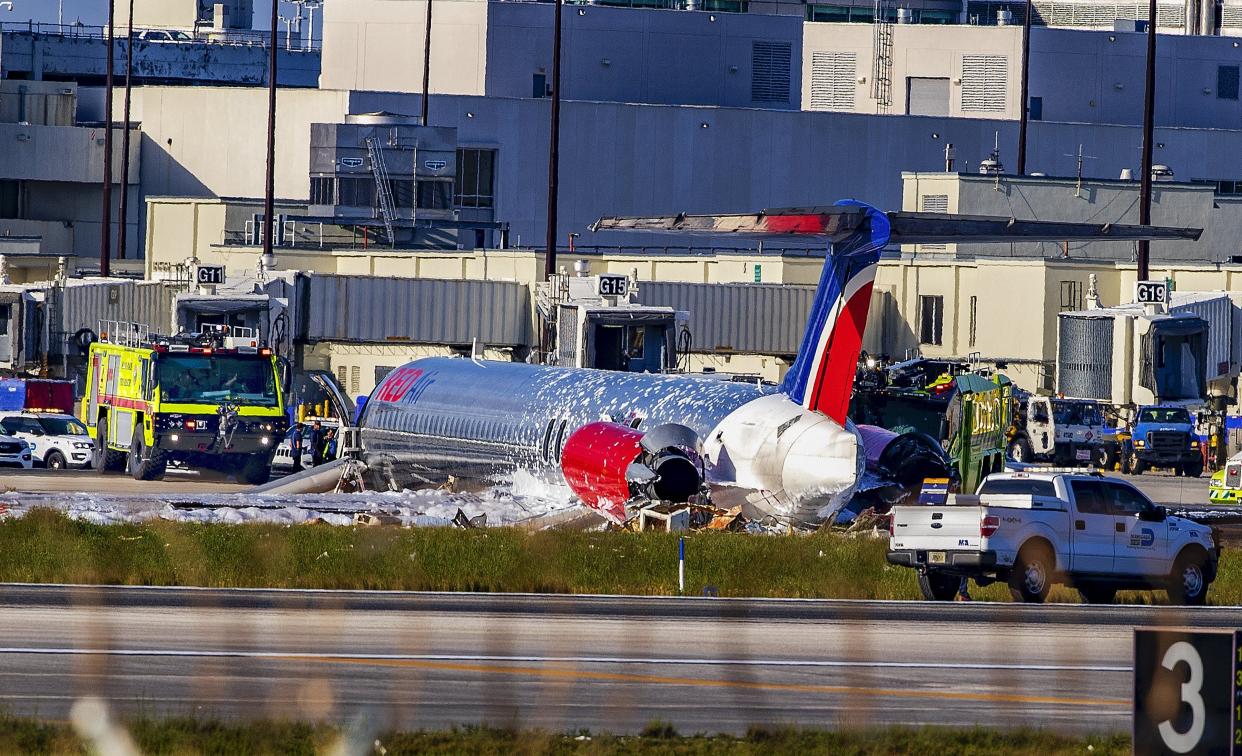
xmin=83 ymin=321 xmax=288 ymax=483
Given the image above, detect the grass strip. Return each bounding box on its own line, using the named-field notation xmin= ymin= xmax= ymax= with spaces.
xmin=0 ymin=714 xmax=1130 ymax=755
xmin=0 ymin=508 xmax=1237 ymax=604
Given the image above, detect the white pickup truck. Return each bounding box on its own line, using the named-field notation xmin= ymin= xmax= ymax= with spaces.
xmin=887 ymin=471 xmax=1220 ymax=605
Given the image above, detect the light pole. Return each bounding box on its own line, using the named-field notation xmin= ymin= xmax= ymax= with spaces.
xmin=117 ymin=0 xmax=135 ymax=262
xmin=544 ymin=0 xmax=563 ymax=280
xmin=100 ymin=0 xmax=115 ymax=276
xmin=1137 ymin=0 xmax=1158 ymax=281
xmin=262 ymin=0 xmax=280 ymax=265
xmin=421 ymin=0 xmax=433 ymax=125
xmin=1016 ymin=0 xmax=1032 ymax=175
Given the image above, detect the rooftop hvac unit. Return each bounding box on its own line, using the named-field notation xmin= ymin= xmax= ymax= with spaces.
xmin=997 ymin=9 xmax=1014 ymax=24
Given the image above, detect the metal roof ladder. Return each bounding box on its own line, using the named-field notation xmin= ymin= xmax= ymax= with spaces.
xmin=871 ymin=0 xmax=894 ymax=114
xmin=366 ymin=136 xmax=398 ymax=247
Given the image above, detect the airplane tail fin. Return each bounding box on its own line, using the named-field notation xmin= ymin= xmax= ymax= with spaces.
xmin=779 ymin=200 xmax=890 ymax=425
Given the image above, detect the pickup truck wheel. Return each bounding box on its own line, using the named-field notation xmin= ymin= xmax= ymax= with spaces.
xmin=1008 ymin=544 xmax=1053 ymax=603
xmin=1077 ymin=584 xmax=1117 ymax=604
xmin=1169 ymin=551 xmax=1210 ymax=606
xmin=1008 ymin=438 xmax=1033 ymax=464
xmin=917 ymin=570 xmax=960 ymax=601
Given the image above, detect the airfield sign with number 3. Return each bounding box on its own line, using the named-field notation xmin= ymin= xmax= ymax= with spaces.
xmin=1134 ymin=629 xmax=1239 ymax=755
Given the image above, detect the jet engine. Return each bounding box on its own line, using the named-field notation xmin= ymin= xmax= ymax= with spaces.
xmin=560 ymin=421 xmax=702 ymax=522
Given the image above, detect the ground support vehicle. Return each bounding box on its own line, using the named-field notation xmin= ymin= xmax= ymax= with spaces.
xmin=1005 ymin=395 xmax=1108 ymax=467
xmin=1122 ymin=405 xmax=1204 ymax=477
xmin=887 ymin=470 xmax=1220 ymax=605
xmin=851 ymin=358 xmax=1011 ymax=494
xmin=83 ymin=322 xmax=288 ymax=483
xmin=0 ymin=412 xmax=93 ymax=469
xmin=1210 ymin=452 xmax=1242 ymax=504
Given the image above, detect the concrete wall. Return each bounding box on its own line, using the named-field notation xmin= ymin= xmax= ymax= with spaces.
xmin=126 ymin=85 xmax=1242 ymax=259
xmin=803 ymin=23 xmax=1023 ymax=119
xmin=320 ymin=2 xmax=801 ymax=109
xmin=802 ymin=24 xmax=1242 ymax=129
xmin=0 ymin=80 xmax=76 ymax=126
xmin=129 ymin=86 xmax=350 ymax=202
xmin=485 ymin=3 xmax=802 ymax=109
xmin=0 ymin=32 xmax=320 ymax=88
xmin=871 ymin=255 xmax=1242 ymax=393
xmin=0 ymin=123 xmax=136 ymax=185
xmin=901 ymin=172 xmax=1242 ymax=262
xmin=121 ymin=0 xmax=199 ymax=30
xmin=320 ymin=0 xmax=489 ymax=96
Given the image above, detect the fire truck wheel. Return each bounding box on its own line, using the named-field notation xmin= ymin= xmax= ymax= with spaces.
xmin=129 ymin=428 xmax=167 ymax=482
xmin=238 ymin=454 xmax=272 ymax=486
xmin=94 ymin=417 xmax=127 ymax=474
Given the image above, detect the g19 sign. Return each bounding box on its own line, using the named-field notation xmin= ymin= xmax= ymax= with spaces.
xmin=1134 ymin=629 xmax=1240 ymax=755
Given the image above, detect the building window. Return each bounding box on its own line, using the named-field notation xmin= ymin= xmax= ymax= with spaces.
xmin=374 ymin=365 xmax=396 ymax=386
xmin=1060 ymin=280 xmax=1083 ymax=311
xmin=1219 ymin=65 xmax=1239 ymax=100
xmin=1029 ymin=95 xmax=1043 ymax=121
xmin=417 ymin=180 xmax=452 ymax=210
xmin=0 ymin=180 xmax=18 ymax=218
xmin=455 ymin=149 xmax=497 ymax=208
xmin=968 ymin=296 xmax=977 ymax=348
xmin=919 ymin=295 xmax=944 ymax=346
xmin=751 ymin=41 xmax=792 ymax=104
xmin=337 ymin=177 xmax=375 ymax=208
xmin=349 ymin=365 xmax=361 ymax=395
xmin=309 ymin=176 xmax=334 ymax=205
xmin=532 ymin=72 xmax=547 ymax=99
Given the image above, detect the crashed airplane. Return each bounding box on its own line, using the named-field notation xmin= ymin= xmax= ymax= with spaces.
xmin=357 ymin=200 xmax=1200 ymax=526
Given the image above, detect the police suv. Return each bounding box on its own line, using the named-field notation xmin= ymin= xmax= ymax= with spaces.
xmin=0 ymin=412 xmax=93 ymax=469
xmin=887 ymin=470 xmax=1219 ymax=605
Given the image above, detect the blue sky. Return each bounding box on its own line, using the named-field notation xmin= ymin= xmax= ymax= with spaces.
xmin=5 ymin=1 xmax=296 ymax=29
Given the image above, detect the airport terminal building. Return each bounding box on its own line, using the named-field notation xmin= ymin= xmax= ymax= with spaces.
xmin=6 ymin=0 xmax=1242 ymax=394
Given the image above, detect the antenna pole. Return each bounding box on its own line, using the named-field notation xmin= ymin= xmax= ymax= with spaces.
xmin=544 ymin=0 xmax=564 ymax=280
xmin=99 ymin=0 xmax=115 ymax=277
xmin=1016 ymin=0 xmax=1032 ymax=174
xmin=117 ymin=0 xmax=135 ymax=262
xmin=1137 ymin=0 xmax=1157 ymax=281
xmin=421 ymin=0 xmax=433 ymax=125
xmin=262 ymin=0 xmax=280 ymax=264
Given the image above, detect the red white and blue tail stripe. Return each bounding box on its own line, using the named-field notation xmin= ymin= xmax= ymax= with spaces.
xmin=779 ymin=200 xmax=891 ymax=425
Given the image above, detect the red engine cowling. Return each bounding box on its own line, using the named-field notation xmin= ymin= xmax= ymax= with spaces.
xmin=560 ymin=421 xmax=701 ymax=523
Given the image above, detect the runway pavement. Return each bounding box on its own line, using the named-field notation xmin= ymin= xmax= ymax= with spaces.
xmin=1 ymin=585 xmax=1238 ymax=735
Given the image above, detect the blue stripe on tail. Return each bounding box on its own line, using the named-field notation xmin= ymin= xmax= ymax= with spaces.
xmin=779 ymin=200 xmax=891 ymax=411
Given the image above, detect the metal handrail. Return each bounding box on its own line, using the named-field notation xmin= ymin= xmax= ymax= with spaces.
xmin=0 ymin=21 xmax=321 ymax=51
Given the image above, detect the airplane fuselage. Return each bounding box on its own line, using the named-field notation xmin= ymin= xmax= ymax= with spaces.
xmin=359 ymin=357 xmax=863 ymax=523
